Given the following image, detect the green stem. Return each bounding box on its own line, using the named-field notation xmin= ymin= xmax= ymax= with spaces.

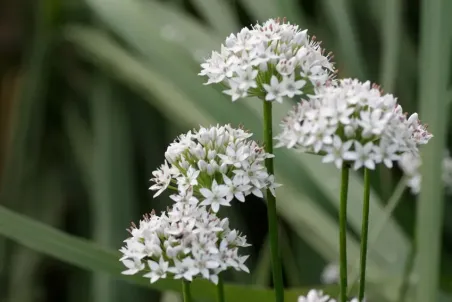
xmin=263 ymin=101 xmax=284 ymax=302
xmin=182 ymin=280 xmax=192 ymax=302
xmin=339 ymin=163 xmax=350 ymax=302
xmin=358 ymin=168 xmax=371 ymax=301
xmin=347 ymin=177 xmax=407 ymax=294
xmin=217 ymin=275 xmax=225 ymax=302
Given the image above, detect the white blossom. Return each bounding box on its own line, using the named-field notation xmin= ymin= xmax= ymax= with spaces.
xmin=119 ymin=203 xmax=250 ymax=284
xmin=297 ymin=290 xmax=362 ymax=302
xmin=149 ymin=161 xmax=179 ymax=197
xmin=276 ymin=78 xmax=433 ymax=170
xmin=149 ymin=124 xmax=280 ymax=212
xmin=297 ymin=290 xmax=333 ymax=302
xmin=320 ymin=263 xmax=339 ymax=284
xmin=398 ymin=149 xmax=452 ymax=194
xmin=200 ymin=18 xmax=335 ymax=103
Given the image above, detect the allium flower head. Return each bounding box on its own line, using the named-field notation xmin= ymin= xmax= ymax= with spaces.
xmin=297 ymin=290 xmax=333 ymax=302
xmin=276 ymin=78 xmax=433 ymax=170
xmin=320 ymin=263 xmax=339 ymax=284
xmin=119 ymin=202 xmax=250 ymax=284
xmin=199 ymin=17 xmax=336 ymax=103
xmin=297 ymin=290 xmax=362 ymax=302
xmin=398 ymin=150 xmax=452 ymax=194
xmin=150 ymin=124 xmax=280 ymax=212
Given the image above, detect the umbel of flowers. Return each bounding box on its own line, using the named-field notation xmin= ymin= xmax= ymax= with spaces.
xmin=297 ymin=290 xmax=362 ymax=302
xmin=119 ymin=201 xmax=250 ymax=285
xmin=275 ymin=78 xmax=433 ymax=170
xmin=199 ymin=17 xmax=336 ymax=102
xmin=149 ymin=124 xmax=279 ymax=213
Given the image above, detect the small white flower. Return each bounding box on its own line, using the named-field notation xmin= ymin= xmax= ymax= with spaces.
xmin=149 ymin=161 xmax=178 ymax=197
xmin=263 ymin=75 xmax=285 ymax=103
xmin=223 ymin=175 xmax=252 ymax=202
xmin=200 ymin=180 xmax=230 ymax=212
xmin=322 ymin=136 xmax=354 ymax=169
xmin=176 ymin=167 xmax=200 ymax=191
xmin=320 ymin=263 xmax=339 ymax=284
xmin=121 ymin=258 xmax=145 ymax=275
xmin=344 ymin=142 xmax=376 ymax=170
xmin=144 ymin=257 xmax=169 ymax=283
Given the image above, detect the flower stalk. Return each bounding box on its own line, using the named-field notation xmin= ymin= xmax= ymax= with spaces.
xmin=358 ymin=168 xmax=371 ymax=301
xmin=182 ymin=280 xmax=192 ymax=302
xmin=339 ymin=163 xmax=350 ymax=302
xmin=217 ymin=275 xmax=225 ymax=302
xmin=263 ymin=100 xmax=284 ymax=302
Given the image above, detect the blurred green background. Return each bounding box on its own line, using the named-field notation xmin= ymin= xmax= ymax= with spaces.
xmin=0 ymin=0 xmax=451 ymax=301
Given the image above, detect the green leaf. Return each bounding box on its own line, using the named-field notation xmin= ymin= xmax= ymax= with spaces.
xmin=414 ymin=0 xmax=452 ymax=301
xmin=320 ymin=0 xmax=366 ymax=79
xmin=190 ymin=0 xmax=239 ymax=36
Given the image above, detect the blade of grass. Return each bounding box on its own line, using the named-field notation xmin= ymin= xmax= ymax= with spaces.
xmin=415 ymin=0 xmax=452 ymax=300
xmin=90 ymin=74 xmax=140 ymax=302
xmin=251 ymin=236 xmax=271 ymax=286
xmin=190 ymin=0 xmax=239 ymax=36
xmin=0 ymin=204 xmax=337 ymax=301
xmin=376 ymin=0 xmax=402 ymax=199
xmin=0 ymin=0 xmax=57 ymax=292
xmin=280 ymin=226 xmax=301 ymax=286
xmin=238 ymin=0 xmax=307 ymax=27
xmin=6 ymin=168 xmax=64 ymax=302
xmin=320 ymin=0 xmax=366 ymax=79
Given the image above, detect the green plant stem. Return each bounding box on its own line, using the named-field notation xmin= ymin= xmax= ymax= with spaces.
xmin=182 ymin=280 xmax=192 ymax=302
xmin=339 ymin=163 xmax=350 ymax=302
xmin=358 ymin=168 xmax=371 ymax=301
xmin=217 ymin=275 xmax=225 ymax=302
xmin=262 ymin=101 xmax=284 ymax=302
xmin=348 ymin=177 xmax=407 ymax=294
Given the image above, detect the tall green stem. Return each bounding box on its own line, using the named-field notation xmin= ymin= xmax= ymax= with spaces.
xmin=339 ymin=163 xmax=350 ymax=302
xmin=263 ymin=101 xmax=284 ymax=302
xmin=358 ymin=168 xmax=371 ymax=301
xmin=217 ymin=275 xmax=225 ymax=302
xmin=182 ymin=280 xmax=192 ymax=302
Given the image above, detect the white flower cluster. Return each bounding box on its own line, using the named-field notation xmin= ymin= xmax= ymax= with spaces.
xmin=297 ymin=290 xmax=362 ymax=302
xmin=120 ymin=202 xmax=250 ymax=284
xmin=398 ymin=150 xmax=452 ymax=194
xmin=320 ymin=263 xmax=339 ymax=284
xmin=199 ymin=17 xmax=335 ymax=103
xmin=275 ymin=78 xmax=433 ymax=170
xmin=149 ymin=124 xmax=280 ymax=213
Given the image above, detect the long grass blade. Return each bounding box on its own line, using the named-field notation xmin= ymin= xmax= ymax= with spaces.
xmin=415 ymin=0 xmax=452 ymax=301
xmin=320 ymin=0 xmax=366 ymax=79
